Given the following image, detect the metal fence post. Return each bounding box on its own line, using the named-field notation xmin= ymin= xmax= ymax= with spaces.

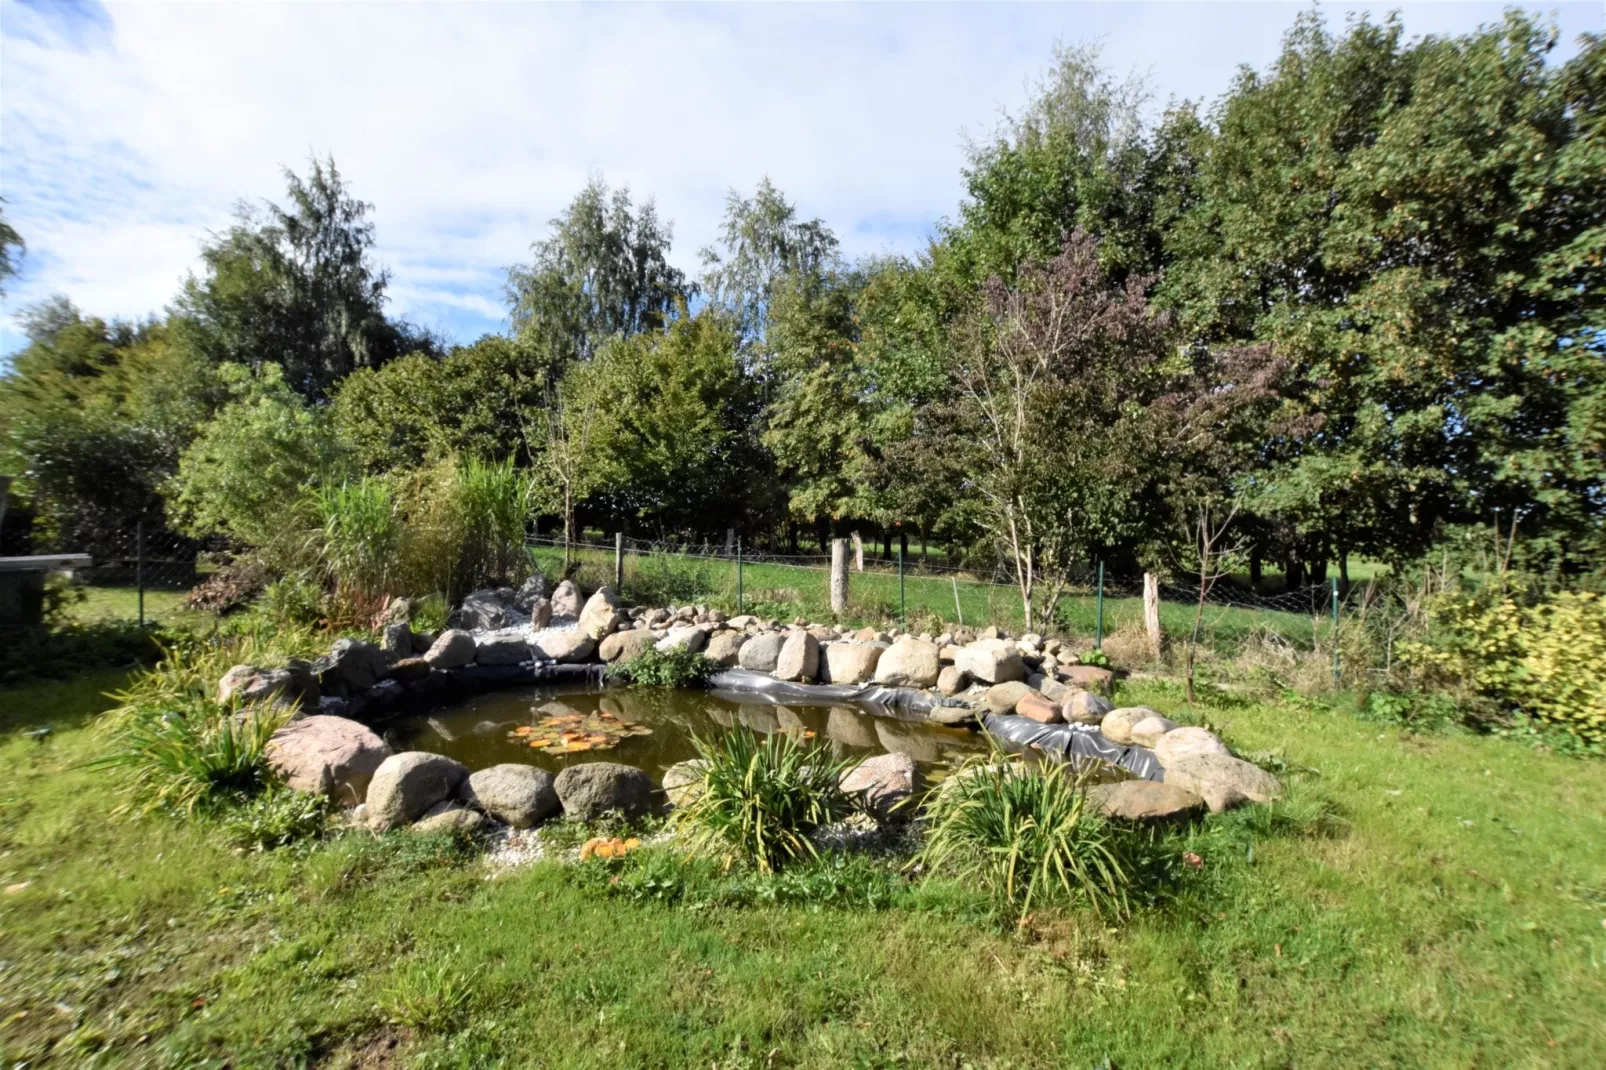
xmin=614 ymin=532 xmax=624 ymax=591
xmin=1094 ymin=560 xmax=1105 ymax=649
xmin=1330 ymin=576 xmax=1341 ymax=688
xmin=736 ymin=537 xmax=743 ymax=615
xmin=898 ymin=541 xmax=906 ymax=627
xmin=136 ymin=519 xmax=145 ymax=628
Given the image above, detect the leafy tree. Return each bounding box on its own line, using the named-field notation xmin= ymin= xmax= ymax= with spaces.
xmin=507 ymin=179 xmax=686 ymax=369
xmin=174 ymin=156 xmax=409 ymax=399
xmin=0 ymin=201 xmax=22 ymax=295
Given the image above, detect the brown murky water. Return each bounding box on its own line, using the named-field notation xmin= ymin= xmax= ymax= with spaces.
xmin=385 ymin=683 xmax=987 ymax=779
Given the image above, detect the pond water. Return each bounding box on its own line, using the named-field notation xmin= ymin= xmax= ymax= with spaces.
xmin=385 ymin=683 xmax=988 ymax=779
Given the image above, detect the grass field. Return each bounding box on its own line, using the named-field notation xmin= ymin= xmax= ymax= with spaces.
xmin=60 ymin=584 xmax=213 ymax=632
xmin=2 ymin=670 xmax=1602 ymax=1066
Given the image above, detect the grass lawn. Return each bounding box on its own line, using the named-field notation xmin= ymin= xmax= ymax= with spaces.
xmin=1 ymin=669 xmax=1602 ymax=1067
xmin=62 ymin=585 xmax=213 ymax=632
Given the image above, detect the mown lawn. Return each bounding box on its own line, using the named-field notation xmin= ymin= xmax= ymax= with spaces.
xmin=1 ymin=669 xmax=1602 ymax=1067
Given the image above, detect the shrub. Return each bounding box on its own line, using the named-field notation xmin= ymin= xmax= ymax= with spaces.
xmin=917 ymin=754 xmax=1131 ymax=923
xmin=217 ymin=783 xmax=332 ymax=850
xmin=185 ymin=556 xmax=272 ymax=615
xmin=398 ymin=456 xmax=533 ymax=602
xmin=1401 ymin=589 xmax=1606 ymax=746
xmin=607 ymin=646 xmax=716 ymax=688
xmin=675 ymin=728 xmax=859 ymax=873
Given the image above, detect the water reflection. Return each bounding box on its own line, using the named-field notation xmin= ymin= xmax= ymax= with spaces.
xmin=387 ymin=683 xmax=985 ymax=778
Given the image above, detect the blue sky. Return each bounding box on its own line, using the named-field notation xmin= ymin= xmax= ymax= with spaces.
xmin=1 ymin=1 xmax=1599 ymax=357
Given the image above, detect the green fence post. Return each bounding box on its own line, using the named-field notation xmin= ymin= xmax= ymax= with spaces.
xmin=136 ymin=519 xmax=145 ymax=629
xmin=898 ymin=541 xmax=906 ymax=627
xmin=1094 ymin=560 xmax=1105 ymax=649
xmin=736 ymin=537 xmax=743 ymax=615
xmin=1330 ymin=576 xmax=1341 ymax=688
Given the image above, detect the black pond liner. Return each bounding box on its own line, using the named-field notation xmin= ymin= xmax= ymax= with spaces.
xmin=707 ymin=668 xmax=969 ymax=723
xmin=982 ymin=714 xmax=1166 ymax=782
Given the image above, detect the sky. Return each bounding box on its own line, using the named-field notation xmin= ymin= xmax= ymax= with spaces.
xmin=1 ymin=0 xmax=1600 ymax=357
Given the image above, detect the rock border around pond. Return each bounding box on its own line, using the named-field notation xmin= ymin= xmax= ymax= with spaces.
xmin=229 ymin=580 xmax=1284 ymax=830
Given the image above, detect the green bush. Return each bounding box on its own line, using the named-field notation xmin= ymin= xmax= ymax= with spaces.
xmin=917 ymin=754 xmax=1131 ymax=923
xmin=675 ymin=728 xmax=860 ymax=873
xmin=310 ymin=476 xmax=401 ymax=607
xmin=628 ymin=551 xmax=719 ymax=606
xmin=606 ymin=645 xmax=716 ymax=688
xmin=93 ymin=699 xmax=286 ymax=817
xmin=398 ymin=455 xmax=533 ymax=602
xmin=217 ymin=783 xmax=332 ymax=850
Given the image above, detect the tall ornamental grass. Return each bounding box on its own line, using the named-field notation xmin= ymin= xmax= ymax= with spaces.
xmin=676 ymin=729 xmax=860 ymax=873
xmin=918 ymin=754 xmax=1131 ymax=922
xmin=399 ymin=456 xmax=534 ymax=602
xmin=310 ymin=477 xmax=401 ymax=607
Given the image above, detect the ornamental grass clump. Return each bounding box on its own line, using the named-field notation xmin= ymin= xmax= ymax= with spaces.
xmin=93 ymin=699 xmax=285 ymax=817
xmin=676 ymin=728 xmax=859 ymax=873
xmin=918 ymin=754 xmax=1131 ymax=923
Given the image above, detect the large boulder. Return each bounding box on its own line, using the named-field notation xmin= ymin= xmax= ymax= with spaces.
xmin=450 ymin=588 xmax=528 ymax=631
xmin=579 ymin=587 xmax=627 ymax=640
xmin=366 ymin=752 xmax=470 ymax=831
xmin=460 ymin=764 xmax=559 ymax=828
xmin=703 ymin=630 xmax=745 ymax=668
xmin=423 ymin=629 xmax=477 ymax=670
xmin=1062 ymin=665 xmax=1115 ymax=694
xmin=1063 ymin=690 xmax=1114 ymax=726
xmin=656 ymin=626 xmax=707 ymax=653
xmin=599 ymin=629 xmax=656 ymax=665
xmin=1100 ymin=706 xmax=1161 ymax=744
xmin=553 ymin=762 xmax=655 ymax=821
xmin=1129 ymin=715 xmax=1180 ymax=749
xmin=955 ymin=639 xmax=1026 ymax=684
xmin=872 ymin=638 xmax=941 ymax=689
xmin=265 ymin=715 xmax=392 ymax=806
xmin=312 ymin=639 xmax=386 ymax=692
xmin=550 ymin=579 xmax=584 ymax=619
xmin=1088 ymin=780 xmax=1206 ymax=823
xmin=661 ymin=759 xmax=708 ymax=809
xmin=737 ymin=632 xmax=787 ymax=673
xmin=1154 ymin=726 xmax=1230 ymax=767
xmin=1016 ymin=693 xmax=1062 ymax=724
xmin=379 ymin=621 xmax=414 ymax=661
xmin=1163 ymin=754 xmax=1284 ymax=813
xmin=513 ymin=573 xmax=549 ymax=611
xmin=984 ymin=680 xmax=1035 ymax=715
xmin=474 ymin=633 xmax=532 ymax=666
xmin=535 ymin=629 xmax=596 ymax=663
xmin=839 ymin=752 xmax=920 ymax=822
xmin=218 ymin=664 xmax=318 ymax=709
xmin=825 ymin=642 xmax=884 ymax=685
xmin=773 ymin=630 xmax=820 ymax=682
xmin=411 ymin=801 xmax=485 ymax=835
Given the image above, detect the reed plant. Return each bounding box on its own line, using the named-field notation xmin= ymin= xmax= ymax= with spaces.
xmin=309 ymin=476 xmax=401 ymax=607
xmin=917 ymin=754 xmax=1132 ymax=923
xmin=676 ymin=728 xmax=860 ymax=873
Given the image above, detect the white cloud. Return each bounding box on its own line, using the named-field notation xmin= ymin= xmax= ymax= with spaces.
xmin=2 ymin=0 xmax=1598 ymax=354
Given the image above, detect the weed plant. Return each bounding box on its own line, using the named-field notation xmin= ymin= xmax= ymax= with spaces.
xmin=918 ymin=754 xmax=1132 ymax=923
xmin=606 ymin=646 xmax=716 ymax=688
xmin=676 ymin=728 xmax=860 ymax=873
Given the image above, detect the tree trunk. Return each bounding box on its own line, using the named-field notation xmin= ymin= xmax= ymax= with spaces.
xmin=1144 ymin=572 xmax=1163 ymax=661
xmin=817 ymin=517 xmax=830 ymax=554
xmin=1249 ymin=550 xmax=1262 ymax=588
xmin=787 ymin=521 xmax=798 ymax=554
xmin=1285 ymin=553 xmax=1304 ymax=590
xmin=899 ymin=532 xmax=908 ymax=562
xmin=830 ymin=538 xmax=849 ymax=615
xmin=882 ymin=528 xmax=892 ymax=562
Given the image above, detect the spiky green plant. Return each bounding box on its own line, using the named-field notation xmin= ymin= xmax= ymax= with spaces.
xmin=310 ymin=476 xmax=401 ymax=603
xmin=917 ymin=754 xmax=1131 ymax=923
xmin=676 ymin=728 xmax=860 ymax=873
xmin=92 ymin=700 xmax=287 ymax=817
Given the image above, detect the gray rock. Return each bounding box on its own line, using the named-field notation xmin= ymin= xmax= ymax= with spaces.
xmin=1163 ymin=754 xmax=1284 ymax=813
xmin=550 ymin=579 xmax=584 ymax=619
xmin=535 ymin=629 xmax=596 ymax=663
xmin=1063 ymin=664 xmax=1115 ymax=694
xmin=579 ymin=587 xmax=627 ymax=640
xmin=840 ymin=753 xmax=920 ymax=822
xmin=737 ymin=632 xmax=787 ymax=672
xmin=1064 ymin=690 xmax=1115 ymax=725
xmin=984 ymin=680 xmax=1035 ymax=714
xmin=656 ymin=626 xmax=707 ymax=653
xmin=312 ymin=639 xmax=387 ymax=692
xmin=872 ymin=638 xmax=941 ymax=688
xmin=411 ymin=801 xmax=485 ymax=835
xmin=703 ymin=630 xmax=745 ymax=668
xmin=451 ymin=588 xmax=528 ymax=631
xmin=937 ymin=665 xmax=970 ymax=696
xmin=1100 ymin=706 xmax=1160 ymax=744
xmin=1154 ymin=726 xmax=1229 ymax=767
xmin=599 ymin=629 xmax=656 ymax=665
xmin=379 ymin=621 xmax=413 ymax=661
xmin=460 ymin=764 xmax=559 ymax=828
xmin=528 ymin=598 xmax=553 ymax=629
xmin=218 ymin=664 xmax=316 ymax=709
xmin=661 ymin=759 xmax=708 ymax=809
xmin=927 ymin=703 xmax=978 ymax=727
xmin=774 ymin=630 xmax=820 ymax=682
xmin=410 ymin=630 xmax=435 ymax=654
xmin=475 ymin=633 xmax=532 ymax=666
xmin=955 ymin=639 xmax=1026 ymax=684
xmin=366 ymin=752 xmax=470 ymax=831
xmin=423 ymin=629 xmax=477 ymax=669
xmin=1129 ymin=715 xmax=1180 ymax=749
xmin=265 ymin=715 xmax=392 ymax=805
xmin=824 ymin=642 xmax=884 ymax=685
xmin=514 ymin=572 xmax=549 ymax=609
xmin=1088 ymin=780 xmax=1206 ymax=823
xmin=1034 ymin=676 xmax=1070 ymax=703
xmin=386 ymin=656 xmax=431 ymax=684
xmin=553 ymin=762 xmax=654 ymax=821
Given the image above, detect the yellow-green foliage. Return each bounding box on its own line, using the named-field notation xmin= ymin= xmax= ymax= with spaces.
xmin=1403 ymin=591 xmax=1606 ymax=745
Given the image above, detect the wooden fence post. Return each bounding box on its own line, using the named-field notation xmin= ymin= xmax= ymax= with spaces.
xmin=830 ymin=538 xmax=849 ymax=615
xmin=1143 ymin=572 xmax=1162 ymax=660
xmin=851 ymin=531 xmax=864 ymax=571
xmin=614 ymin=532 xmax=624 ymax=591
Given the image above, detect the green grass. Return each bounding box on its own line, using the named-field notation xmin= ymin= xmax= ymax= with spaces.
xmin=2 ymin=668 xmax=1603 ymax=1066
xmin=61 ymin=584 xmax=212 ymax=631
